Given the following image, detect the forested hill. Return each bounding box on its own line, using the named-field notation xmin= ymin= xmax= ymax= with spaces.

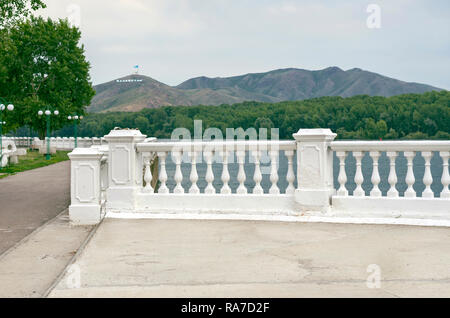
xmin=60 ymin=91 xmax=449 ymax=140
xmin=88 ymin=67 xmax=442 ymax=112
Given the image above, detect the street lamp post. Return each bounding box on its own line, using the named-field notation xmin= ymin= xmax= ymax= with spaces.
xmin=67 ymin=115 xmax=83 ymax=148
xmin=38 ymin=108 xmax=59 ymax=160
xmin=0 ymin=99 xmax=14 ymax=169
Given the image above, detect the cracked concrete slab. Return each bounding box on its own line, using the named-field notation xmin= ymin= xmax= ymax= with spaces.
xmin=0 ymin=212 xmax=93 ymax=297
xmin=48 ymin=218 xmax=450 ymax=298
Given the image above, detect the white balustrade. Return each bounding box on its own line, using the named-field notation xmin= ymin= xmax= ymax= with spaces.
xmin=142 ymin=155 xmax=154 ymax=193
xmin=404 ymin=151 xmax=416 ymax=198
xmin=189 ymin=152 xmax=200 ymax=194
xmin=134 ymin=140 xmax=297 ymax=196
xmin=331 ymin=141 xmax=450 ymax=199
xmin=204 ymin=150 xmax=216 ymax=194
xmin=285 ymin=150 xmax=295 ymax=195
xmin=353 ymin=151 xmax=365 ymax=197
xmin=157 ymin=151 xmax=169 ymax=194
xmin=269 ymin=150 xmax=280 ymax=195
xmin=369 ymin=151 xmax=381 ymax=197
xmin=252 ymin=150 xmax=264 ymax=195
xmin=442 ymin=152 xmax=450 ymax=199
xmin=236 ymin=151 xmax=247 ymax=194
xmin=386 ymin=151 xmax=399 ymax=197
xmin=68 ymin=129 xmax=449 ymax=225
xmin=173 ymin=150 xmax=184 ymax=194
xmin=336 ymin=151 xmax=348 ymax=196
xmin=422 ymin=151 xmax=433 ymax=198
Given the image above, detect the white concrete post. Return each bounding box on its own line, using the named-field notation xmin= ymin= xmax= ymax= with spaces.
xmin=69 ymin=148 xmax=104 ymax=225
xmin=104 ymin=129 xmax=146 ymax=211
xmin=293 ymin=128 xmax=337 ymax=213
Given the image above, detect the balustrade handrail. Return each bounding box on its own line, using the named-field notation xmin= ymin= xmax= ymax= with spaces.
xmin=136 ymin=140 xmax=296 ymax=153
xmin=331 ymin=140 xmax=450 ymax=152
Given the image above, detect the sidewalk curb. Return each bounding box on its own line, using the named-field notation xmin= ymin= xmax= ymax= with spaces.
xmin=42 ymin=218 xmax=103 ymax=298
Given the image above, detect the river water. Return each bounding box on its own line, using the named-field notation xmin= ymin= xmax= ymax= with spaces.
xmin=161 ymin=151 xmax=446 ymax=197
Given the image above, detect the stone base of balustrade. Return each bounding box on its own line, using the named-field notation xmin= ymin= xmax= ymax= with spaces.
xmin=331 ymin=196 xmax=450 ymax=220
xmin=69 ymin=204 xmax=102 ymax=225
xmin=128 ymin=193 xmax=304 ymax=216
xmin=101 ymin=194 xmax=450 ymax=226
xmin=294 ymin=188 xmax=335 ymax=213
xmin=39 ymin=146 xmax=57 ymax=154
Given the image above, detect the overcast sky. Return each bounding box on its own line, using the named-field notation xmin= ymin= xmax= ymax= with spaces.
xmin=37 ymin=0 xmax=450 ymax=89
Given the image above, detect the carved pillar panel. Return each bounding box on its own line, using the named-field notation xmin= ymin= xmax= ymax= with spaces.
xmin=69 ymin=148 xmax=103 ymax=225
xmin=293 ymin=128 xmax=337 ymax=213
xmin=103 ymin=129 xmax=147 ymax=211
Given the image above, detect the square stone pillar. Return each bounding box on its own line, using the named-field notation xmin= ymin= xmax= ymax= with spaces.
xmin=69 ymin=148 xmax=104 ymax=225
xmin=104 ymin=129 xmax=146 ymax=212
xmin=293 ymin=128 xmax=337 ymax=213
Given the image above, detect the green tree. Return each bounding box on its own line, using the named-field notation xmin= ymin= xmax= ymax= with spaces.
xmin=134 ymin=116 xmax=150 ymax=133
xmin=3 ymin=17 xmax=95 ymax=138
xmin=0 ymin=0 xmax=46 ymax=28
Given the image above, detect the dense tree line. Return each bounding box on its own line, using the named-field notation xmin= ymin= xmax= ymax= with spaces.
xmin=44 ymin=91 xmax=449 ymax=140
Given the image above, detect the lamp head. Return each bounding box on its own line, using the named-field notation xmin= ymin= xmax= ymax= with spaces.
xmin=38 ymin=110 xmax=44 ymax=116
xmin=45 ymin=110 xmax=51 ymax=116
xmin=7 ymin=104 xmax=14 ymax=111
xmin=0 ymin=104 xmax=4 ymax=111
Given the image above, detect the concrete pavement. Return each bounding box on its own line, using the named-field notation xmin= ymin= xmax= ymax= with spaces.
xmin=0 ymin=161 xmax=71 ymax=255
xmin=49 ymin=218 xmax=450 ymax=298
xmin=0 ymin=160 xmax=95 ymax=297
xmin=0 ymin=211 xmax=93 ymax=297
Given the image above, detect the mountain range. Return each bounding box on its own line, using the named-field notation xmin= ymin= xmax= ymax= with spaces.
xmin=88 ymin=67 xmax=442 ymax=113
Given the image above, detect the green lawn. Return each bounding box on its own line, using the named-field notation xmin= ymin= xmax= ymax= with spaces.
xmin=0 ymin=150 xmax=70 ymax=179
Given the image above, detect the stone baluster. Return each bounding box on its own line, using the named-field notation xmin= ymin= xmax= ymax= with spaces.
xmin=353 ymin=151 xmax=365 ymax=197
xmin=369 ymin=151 xmax=381 ymax=197
xmin=220 ymin=151 xmax=231 ymax=194
xmin=269 ymin=150 xmax=280 ymax=194
xmin=252 ymin=150 xmax=264 ymax=195
xmin=189 ymin=151 xmax=200 ymax=194
xmin=204 ymin=150 xmax=215 ymax=194
xmin=157 ymin=151 xmax=169 ymax=194
xmin=441 ymin=151 xmax=450 ymax=199
xmin=404 ymin=151 xmax=416 ymax=198
xmin=387 ymin=152 xmax=399 ymax=197
xmin=285 ymin=150 xmax=295 ymax=195
xmin=336 ymin=151 xmax=348 ymax=196
xmin=173 ymin=150 xmax=184 ymax=194
xmin=422 ymin=152 xmax=434 ymax=198
xmin=143 ymin=155 xmax=154 ymax=193
xmin=236 ymin=151 xmax=247 ymax=194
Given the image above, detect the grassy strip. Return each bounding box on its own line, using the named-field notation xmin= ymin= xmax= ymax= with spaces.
xmin=0 ymin=150 xmax=70 ymax=179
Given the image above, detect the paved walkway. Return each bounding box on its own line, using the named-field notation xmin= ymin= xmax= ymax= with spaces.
xmin=0 ymin=211 xmax=93 ymax=297
xmin=50 ymin=218 xmax=450 ymax=298
xmin=0 ymin=161 xmax=71 ymax=255
xmin=0 ymin=161 xmax=95 ymax=297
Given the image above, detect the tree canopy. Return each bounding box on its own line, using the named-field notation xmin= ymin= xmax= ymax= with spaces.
xmin=1 ymin=17 xmax=95 ymax=138
xmin=0 ymin=0 xmax=46 ymax=28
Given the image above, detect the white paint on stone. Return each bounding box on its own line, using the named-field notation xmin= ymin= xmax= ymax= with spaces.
xmin=68 ymin=128 xmax=450 ymax=226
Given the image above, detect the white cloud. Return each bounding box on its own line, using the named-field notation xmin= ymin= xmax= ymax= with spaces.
xmin=35 ymin=0 xmax=449 ymax=89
